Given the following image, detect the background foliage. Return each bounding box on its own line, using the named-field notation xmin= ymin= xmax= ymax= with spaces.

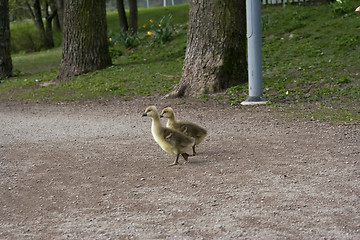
xmin=2 ymin=2 xmax=360 ymax=123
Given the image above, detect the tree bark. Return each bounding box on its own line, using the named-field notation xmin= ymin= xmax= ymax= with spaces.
xmin=116 ymin=0 xmax=128 ymax=32
xmin=56 ymin=0 xmax=112 ymax=82
xmin=168 ymin=0 xmax=247 ymax=97
xmin=129 ymin=0 xmax=138 ymax=34
xmin=0 ymin=0 xmax=12 ymax=78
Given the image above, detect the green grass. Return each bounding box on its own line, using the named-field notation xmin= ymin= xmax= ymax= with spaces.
xmin=11 ymin=48 xmax=62 ymax=73
xmin=3 ymin=5 xmax=188 ymax=101
xmin=10 ymin=20 xmax=62 ymax=53
xmin=226 ymin=2 xmax=360 ymax=123
xmin=2 ymin=2 xmax=360 ymax=124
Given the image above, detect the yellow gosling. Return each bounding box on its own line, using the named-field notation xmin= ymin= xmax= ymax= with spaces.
xmin=142 ymin=106 xmax=194 ymax=166
xmin=160 ymin=107 xmax=207 ymax=156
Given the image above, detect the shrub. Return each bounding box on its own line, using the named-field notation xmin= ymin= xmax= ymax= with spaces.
xmin=108 ymin=30 xmax=140 ymax=58
xmin=146 ymin=15 xmax=174 ymax=44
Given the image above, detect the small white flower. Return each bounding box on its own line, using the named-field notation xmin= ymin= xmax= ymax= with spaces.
xmin=286 ymin=91 xmax=289 ymax=95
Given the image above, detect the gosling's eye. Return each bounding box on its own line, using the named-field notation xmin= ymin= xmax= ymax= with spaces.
xmin=163 ymin=111 xmax=167 ymax=114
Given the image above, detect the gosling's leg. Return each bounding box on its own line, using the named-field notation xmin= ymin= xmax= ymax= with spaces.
xmin=168 ymin=154 xmax=180 ymax=167
xmin=192 ymin=145 xmax=196 ymax=156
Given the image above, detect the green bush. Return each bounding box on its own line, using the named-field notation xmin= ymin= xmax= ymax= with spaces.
xmin=10 ymin=21 xmax=62 ymax=53
xmin=10 ymin=21 xmax=41 ymax=53
xmin=108 ymin=30 xmax=140 ymax=58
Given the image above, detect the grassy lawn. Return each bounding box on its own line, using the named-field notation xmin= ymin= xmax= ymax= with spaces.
xmin=2 ymin=2 xmax=360 ymax=124
xmin=226 ymin=2 xmax=360 ymax=123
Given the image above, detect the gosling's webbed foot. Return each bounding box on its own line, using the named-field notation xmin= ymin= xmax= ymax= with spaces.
xmin=167 ymin=153 xmax=191 ymax=166
xmin=168 ymin=154 xmax=180 ymax=167
xmin=168 ymin=162 xmax=179 ymax=167
xmin=182 ymin=153 xmax=189 ymax=161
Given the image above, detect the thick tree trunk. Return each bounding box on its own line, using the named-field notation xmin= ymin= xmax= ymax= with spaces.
xmin=116 ymin=0 xmax=128 ymax=32
xmin=0 ymin=0 xmax=12 ymax=78
xmin=56 ymin=0 xmax=112 ymax=82
xmin=168 ymin=0 xmax=247 ymax=97
xmin=129 ymin=0 xmax=138 ymax=34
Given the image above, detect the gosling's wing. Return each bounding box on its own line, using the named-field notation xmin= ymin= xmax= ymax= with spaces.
xmin=176 ymin=121 xmax=207 ymax=138
xmin=161 ymin=128 xmax=194 ymax=147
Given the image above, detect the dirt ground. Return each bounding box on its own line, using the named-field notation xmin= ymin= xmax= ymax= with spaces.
xmin=0 ymin=97 xmax=359 ymax=240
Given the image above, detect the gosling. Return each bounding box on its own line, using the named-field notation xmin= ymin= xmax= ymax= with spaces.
xmin=142 ymin=106 xmax=194 ymax=166
xmin=160 ymin=107 xmax=207 ymax=156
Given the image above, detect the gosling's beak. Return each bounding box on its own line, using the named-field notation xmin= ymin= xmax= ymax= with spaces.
xmin=160 ymin=114 xmax=164 ymax=118
xmin=142 ymin=112 xmax=147 ymax=117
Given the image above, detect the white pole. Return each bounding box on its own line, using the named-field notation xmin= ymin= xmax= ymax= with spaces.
xmin=172 ymin=0 xmax=175 ymax=6
xmin=163 ymin=0 xmax=166 ymax=7
xmin=147 ymin=0 xmax=149 ymax=8
xmin=242 ymin=0 xmax=267 ymax=105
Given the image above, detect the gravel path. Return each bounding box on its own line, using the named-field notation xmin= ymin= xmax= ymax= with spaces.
xmin=1 ymin=99 xmax=359 ymax=239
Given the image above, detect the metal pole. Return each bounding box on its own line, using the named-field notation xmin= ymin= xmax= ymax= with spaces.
xmin=147 ymin=0 xmax=149 ymax=8
xmin=242 ymin=0 xmax=267 ymax=105
xmin=163 ymin=0 xmax=166 ymax=7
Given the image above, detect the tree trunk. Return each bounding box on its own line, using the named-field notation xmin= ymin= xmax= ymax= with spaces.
xmin=53 ymin=12 xmax=61 ymax=32
xmin=24 ymin=0 xmax=54 ymax=49
xmin=168 ymin=0 xmax=247 ymax=97
xmin=116 ymin=0 xmax=128 ymax=32
xmin=54 ymin=0 xmax=64 ymax=30
xmin=129 ymin=0 xmax=138 ymax=34
xmin=0 ymin=0 xmax=12 ymax=78
xmin=56 ymin=0 xmax=112 ymax=82
xmin=44 ymin=0 xmax=55 ymax=48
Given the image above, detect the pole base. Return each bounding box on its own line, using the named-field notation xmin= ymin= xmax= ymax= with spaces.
xmin=241 ymin=96 xmax=268 ymax=105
